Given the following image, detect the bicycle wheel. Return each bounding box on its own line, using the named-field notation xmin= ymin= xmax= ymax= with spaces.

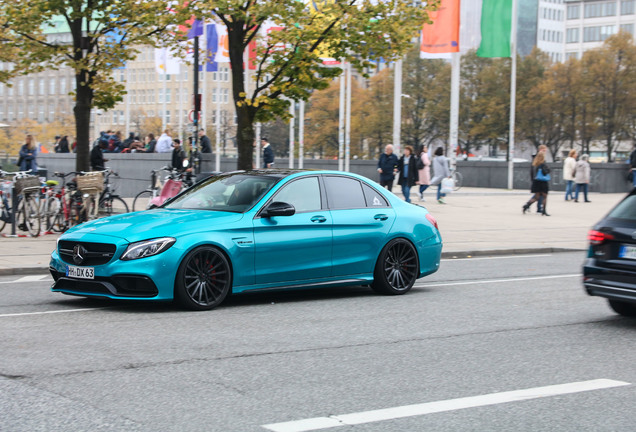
xmin=98 ymin=196 xmax=129 ymax=217
xmin=18 ymin=195 xmax=41 ymax=237
xmin=452 ymin=171 xmax=463 ymax=191
xmin=84 ymin=195 xmax=98 ymax=221
xmin=50 ymin=207 xmax=67 ymax=232
xmin=41 ymin=196 xmax=61 ymax=232
xmin=132 ymin=190 xmax=153 ymax=212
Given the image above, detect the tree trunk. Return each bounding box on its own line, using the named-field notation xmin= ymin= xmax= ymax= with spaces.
xmin=74 ymin=72 xmax=93 ymax=172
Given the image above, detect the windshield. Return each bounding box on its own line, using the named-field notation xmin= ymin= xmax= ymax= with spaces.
xmin=608 ymin=195 xmax=636 ymax=221
xmin=165 ymin=174 xmax=279 ymax=213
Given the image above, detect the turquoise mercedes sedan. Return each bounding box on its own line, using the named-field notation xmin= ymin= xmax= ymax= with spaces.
xmin=49 ymin=170 xmax=442 ymax=310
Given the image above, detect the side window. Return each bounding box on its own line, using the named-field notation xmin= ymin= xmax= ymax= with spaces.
xmin=324 ymin=176 xmax=366 ymax=210
xmin=362 ymin=183 xmax=390 ymax=208
xmin=272 ymin=177 xmax=321 ymax=213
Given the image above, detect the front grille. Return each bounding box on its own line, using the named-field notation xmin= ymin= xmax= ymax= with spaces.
xmin=51 ymin=273 xmax=158 ymax=298
xmin=59 ymin=240 xmax=117 ymax=266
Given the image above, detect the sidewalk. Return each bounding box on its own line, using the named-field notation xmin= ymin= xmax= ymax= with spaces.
xmin=2 ymin=188 xmax=625 ymax=275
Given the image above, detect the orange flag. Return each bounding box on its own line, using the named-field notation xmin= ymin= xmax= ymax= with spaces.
xmin=420 ymin=0 xmax=460 ymax=59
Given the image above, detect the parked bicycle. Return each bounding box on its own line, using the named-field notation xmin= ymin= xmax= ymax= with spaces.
xmin=132 ymin=166 xmax=191 ymax=212
xmin=95 ymin=168 xmax=129 ymax=217
xmin=0 ymin=169 xmax=41 ymax=236
xmin=46 ymin=171 xmax=87 ymax=232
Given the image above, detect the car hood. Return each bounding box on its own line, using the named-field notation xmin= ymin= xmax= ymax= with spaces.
xmin=63 ymin=209 xmax=245 ymax=242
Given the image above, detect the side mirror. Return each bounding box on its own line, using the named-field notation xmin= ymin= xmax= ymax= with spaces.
xmin=183 ymin=159 xmax=189 ymax=168
xmin=262 ymin=201 xmax=295 ymax=218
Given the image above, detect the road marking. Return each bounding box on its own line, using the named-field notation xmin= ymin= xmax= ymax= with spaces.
xmin=442 ymin=254 xmax=552 ymax=262
xmin=416 ymin=273 xmax=579 ymax=288
xmin=0 ymin=308 xmax=106 ymax=318
xmin=0 ymin=275 xmax=50 ymax=284
xmin=262 ymin=379 xmax=630 ymax=432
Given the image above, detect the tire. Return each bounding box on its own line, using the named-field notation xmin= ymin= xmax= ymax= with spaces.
xmin=132 ymin=190 xmax=153 ymax=212
xmin=41 ymin=197 xmax=61 ymax=232
xmin=452 ymin=171 xmax=463 ymax=191
xmin=18 ymin=195 xmax=41 ymax=237
xmin=50 ymin=209 xmax=67 ymax=232
xmin=174 ymin=246 xmax=232 ymax=311
xmin=371 ymin=238 xmax=419 ymax=295
xmin=98 ymin=196 xmax=129 ymax=217
xmin=608 ymin=299 xmax=636 ymax=317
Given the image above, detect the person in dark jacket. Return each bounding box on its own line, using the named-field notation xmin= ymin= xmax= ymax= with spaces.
xmin=90 ymin=140 xmax=108 ymax=171
xmin=523 ymin=151 xmax=551 ymax=216
xmin=56 ymin=136 xmax=70 ymax=153
xmin=377 ymin=144 xmax=398 ymax=191
xmin=262 ymin=137 xmax=274 ymax=168
xmin=397 ymin=145 xmax=419 ymax=203
xmin=198 ymin=129 xmax=212 ymax=153
xmin=171 ymin=139 xmax=187 ymax=171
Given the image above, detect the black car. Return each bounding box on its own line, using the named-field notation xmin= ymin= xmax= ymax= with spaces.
xmin=584 ymin=189 xmax=636 ymax=317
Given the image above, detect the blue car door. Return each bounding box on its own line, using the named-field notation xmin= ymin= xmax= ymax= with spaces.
xmin=253 ymin=176 xmax=333 ymax=285
xmin=324 ymin=175 xmax=396 ymax=277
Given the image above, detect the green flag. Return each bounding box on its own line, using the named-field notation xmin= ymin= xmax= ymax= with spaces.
xmin=477 ymin=0 xmax=512 ymax=58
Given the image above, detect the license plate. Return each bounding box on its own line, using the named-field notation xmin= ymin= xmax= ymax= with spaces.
xmin=66 ymin=266 xmax=95 ymax=279
xmin=619 ymin=245 xmax=636 ymax=260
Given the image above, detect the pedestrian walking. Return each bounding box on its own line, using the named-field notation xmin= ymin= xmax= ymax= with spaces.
xmin=431 ymin=147 xmax=451 ymax=204
xmin=416 ymin=146 xmax=431 ymax=201
xmin=199 ymin=129 xmax=212 ymax=154
xmin=529 ymin=145 xmax=548 ymax=213
xmin=377 ymin=144 xmax=398 ymax=192
xmin=262 ymin=137 xmax=274 ymax=168
xmin=523 ymin=151 xmax=551 ymax=216
xmin=574 ymin=154 xmax=591 ymax=203
xmin=563 ymin=149 xmax=577 ymax=201
xmin=156 ymin=129 xmax=173 ymax=153
xmin=397 ymin=145 xmax=419 ymax=203
xmin=18 ymin=134 xmax=38 ymax=173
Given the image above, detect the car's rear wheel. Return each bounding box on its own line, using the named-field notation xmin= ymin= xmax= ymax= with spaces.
xmin=175 ymin=246 xmax=232 ymax=311
xmin=371 ymin=238 xmax=419 ymax=295
xmin=608 ymin=299 xmax=636 ymax=317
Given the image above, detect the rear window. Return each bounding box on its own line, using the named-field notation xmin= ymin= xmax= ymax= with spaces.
xmin=608 ymin=195 xmax=636 ymax=221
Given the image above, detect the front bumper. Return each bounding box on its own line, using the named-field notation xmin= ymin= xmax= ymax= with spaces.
xmin=49 ymin=233 xmax=182 ymax=301
xmin=584 ymin=258 xmax=636 ymax=304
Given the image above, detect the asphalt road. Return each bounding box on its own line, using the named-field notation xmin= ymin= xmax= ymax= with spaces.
xmin=2 ymin=252 xmax=636 ymax=431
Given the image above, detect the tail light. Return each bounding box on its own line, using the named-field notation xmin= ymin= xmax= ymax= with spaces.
xmin=426 ymin=213 xmax=439 ymax=231
xmin=588 ymin=230 xmax=614 ymax=245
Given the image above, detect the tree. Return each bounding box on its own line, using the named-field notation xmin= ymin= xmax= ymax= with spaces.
xmin=401 ymin=47 xmax=451 ymax=152
xmin=581 ymin=32 xmax=636 ymax=162
xmin=458 ymin=51 xmax=490 ymax=156
xmin=198 ymin=0 xmax=439 ymax=170
xmin=0 ymin=1 xmax=189 ymax=171
xmin=358 ymin=68 xmax=394 ymax=158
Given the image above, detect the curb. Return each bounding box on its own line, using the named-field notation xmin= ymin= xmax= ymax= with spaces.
xmin=1 ymin=248 xmax=586 ymax=277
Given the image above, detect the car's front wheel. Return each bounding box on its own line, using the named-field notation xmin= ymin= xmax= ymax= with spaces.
xmin=608 ymin=299 xmax=636 ymax=317
xmin=371 ymin=238 xmax=419 ymax=295
xmin=175 ymin=246 xmax=232 ymax=311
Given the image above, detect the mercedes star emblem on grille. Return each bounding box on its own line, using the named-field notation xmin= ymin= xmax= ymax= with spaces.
xmin=72 ymin=245 xmax=87 ymax=265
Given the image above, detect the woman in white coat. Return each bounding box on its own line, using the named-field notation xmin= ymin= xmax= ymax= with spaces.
xmin=574 ymin=154 xmax=591 ymax=203
xmin=563 ymin=149 xmax=577 ymax=201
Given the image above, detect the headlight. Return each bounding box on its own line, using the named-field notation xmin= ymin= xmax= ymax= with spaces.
xmin=121 ymin=237 xmax=176 ymax=261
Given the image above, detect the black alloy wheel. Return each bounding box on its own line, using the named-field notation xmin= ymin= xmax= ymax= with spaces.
xmin=372 ymin=238 xmax=419 ymax=295
xmin=175 ymin=246 xmax=232 ymax=311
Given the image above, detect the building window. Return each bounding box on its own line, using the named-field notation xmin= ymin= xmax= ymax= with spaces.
xmin=49 ymin=78 xmax=55 ymax=95
xmin=621 ymin=23 xmax=635 ymax=34
xmin=567 ymin=4 xmax=580 ymax=19
xmin=622 ymin=0 xmax=635 ymax=14
xmin=28 ymin=79 xmax=34 ymax=96
xmin=38 ymin=79 xmax=45 ymax=95
xmin=566 ymin=28 xmax=579 ymax=43
xmin=60 ymin=79 xmax=67 ymax=95
xmin=49 ymin=104 xmax=55 ymax=122
xmin=583 ymin=25 xmax=617 ymax=42
xmin=18 ymin=81 xmax=24 ymax=96
xmin=585 ymin=2 xmax=616 ymax=18
xmin=38 ymin=106 xmax=44 ymax=123
xmin=165 ymin=88 xmax=171 ymax=103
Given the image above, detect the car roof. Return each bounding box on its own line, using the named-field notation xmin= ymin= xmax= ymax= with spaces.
xmin=221 ymin=169 xmax=363 ymax=180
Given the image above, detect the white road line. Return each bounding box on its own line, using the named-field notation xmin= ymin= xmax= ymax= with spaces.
xmin=262 ymin=379 xmax=630 ymax=432
xmin=415 ymin=273 xmax=579 ymax=288
xmin=0 ymin=308 xmax=106 ymax=318
xmin=442 ymin=254 xmax=552 ymax=262
xmin=0 ymin=275 xmax=50 ymax=284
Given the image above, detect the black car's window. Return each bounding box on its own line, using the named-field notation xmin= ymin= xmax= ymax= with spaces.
xmin=608 ymin=195 xmax=636 ymax=221
xmin=165 ymin=174 xmax=277 ymax=212
xmin=324 ymin=176 xmax=366 ymax=210
xmin=272 ymin=176 xmax=321 ymax=212
xmin=362 ymin=183 xmax=390 ymax=208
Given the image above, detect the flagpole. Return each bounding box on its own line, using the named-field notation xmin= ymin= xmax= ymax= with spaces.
xmin=345 ymin=61 xmax=351 ymax=172
xmin=178 ymin=65 xmax=183 ymax=141
xmin=298 ymin=100 xmax=305 ymax=169
xmin=508 ymin=0 xmax=518 ymax=189
xmin=289 ymin=100 xmax=295 ymax=168
xmin=202 ymin=22 xmax=208 ymax=132
xmin=338 ymin=60 xmax=345 ymax=171
xmin=125 ymin=66 xmax=130 ymax=136
xmin=162 ymin=51 xmax=167 ymax=131
xmin=392 ymin=58 xmax=402 ymax=156
xmin=450 ymin=52 xmax=460 ymax=171
xmin=215 ymin=68 xmax=221 ymax=172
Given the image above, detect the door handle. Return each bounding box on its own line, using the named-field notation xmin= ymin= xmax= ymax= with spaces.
xmin=374 ymin=214 xmax=389 ymax=221
xmin=311 ymin=215 xmax=327 ymax=223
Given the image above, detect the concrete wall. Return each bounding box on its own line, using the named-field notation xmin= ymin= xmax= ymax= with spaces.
xmin=38 ymin=154 xmax=632 ymax=198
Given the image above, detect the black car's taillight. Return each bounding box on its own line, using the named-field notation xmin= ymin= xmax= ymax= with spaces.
xmin=588 ymin=230 xmax=615 ymax=245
